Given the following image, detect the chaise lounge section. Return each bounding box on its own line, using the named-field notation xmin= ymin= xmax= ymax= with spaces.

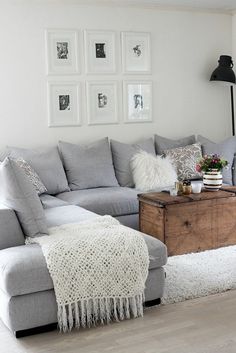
xmin=0 ymin=199 xmax=167 ymax=336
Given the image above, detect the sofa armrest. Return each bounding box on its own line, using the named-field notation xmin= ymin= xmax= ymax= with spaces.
xmin=0 ymin=206 xmax=25 ymax=250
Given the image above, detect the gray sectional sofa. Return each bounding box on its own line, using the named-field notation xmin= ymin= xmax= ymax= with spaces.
xmin=1 ymin=133 xmax=235 ymax=336
xmin=0 ymin=137 xmax=169 ymax=336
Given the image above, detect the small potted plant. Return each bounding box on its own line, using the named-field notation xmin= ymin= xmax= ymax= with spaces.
xmin=196 ymin=154 xmax=228 ymax=191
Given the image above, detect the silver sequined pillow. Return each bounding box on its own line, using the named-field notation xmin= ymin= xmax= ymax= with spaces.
xmin=14 ymin=158 xmax=47 ymax=195
xmin=164 ymin=143 xmax=202 ymax=180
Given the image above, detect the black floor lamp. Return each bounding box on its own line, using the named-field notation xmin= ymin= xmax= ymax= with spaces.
xmin=210 ymin=55 xmax=236 ymax=136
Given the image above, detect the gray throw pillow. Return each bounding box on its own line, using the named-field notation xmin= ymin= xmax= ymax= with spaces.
xmin=58 ymin=138 xmax=119 ymax=190
xmin=8 ymin=146 xmax=69 ymax=195
xmin=0 ymin=158 xmax=48 ymax=237
xmin=155 ymin=134 xmax=196 ymax=155
xmin=14 ymin=158 xmax=47 ymax=195
xmin=198 ymin=135 xmax=236 ymax=185
xmin=232 ymin=155 xmax=236 ymax=186
xmin=110 ymin=138 xmax=156 ymax=187
xmin=164 ymin=143 xmax=202 ymax=181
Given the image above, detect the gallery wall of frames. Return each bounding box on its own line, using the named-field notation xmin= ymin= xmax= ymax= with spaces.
xmin=45 ymin=29 xmax=152 ymax=127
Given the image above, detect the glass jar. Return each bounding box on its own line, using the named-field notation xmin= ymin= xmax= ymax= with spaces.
xmin=182 ymin=180 xmax=192 ymax=195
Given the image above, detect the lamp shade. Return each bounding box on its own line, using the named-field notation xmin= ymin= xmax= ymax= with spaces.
xmin=210 ymin=55 xmax=236 ymax=84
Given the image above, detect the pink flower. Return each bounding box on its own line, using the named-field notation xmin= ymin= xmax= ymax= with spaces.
xmin=196 ymin=164 xmax=201 ymax=172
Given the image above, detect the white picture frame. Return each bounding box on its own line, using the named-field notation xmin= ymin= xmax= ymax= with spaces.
xmin=84 ymin=30 xmax=116 ymax=74
xmin=123 ymin=81 xmax=152 ymax=123
xmin=121 ymin=32 xmax=151 ymax=74
xmin=86 ymin=81 xmax=118 ymax=125
xmin=47 ymin=82 xmax=81 ymax=127
xmin=45 ymin=29 xmax=80 ymax=75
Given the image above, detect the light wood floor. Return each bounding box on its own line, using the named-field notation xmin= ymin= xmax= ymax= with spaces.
xmin=1 ymin=290 xmax=236 ymax=353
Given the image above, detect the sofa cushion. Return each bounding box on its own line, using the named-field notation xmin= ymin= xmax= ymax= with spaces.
xmin=0 ymin=207 xmax=25 ymax=250
xmin=56 ymin=187 xmax=139 ymax=216
xmin=155 ymin=134 xmax=196 ymax=155
xmin=142 ymin=233 xmax=167 ymax=270
xmin=44 ymin=205 xmax=96 ymax=228
xmin=8 ymin=146 xmax=69 ymax=195
xmin=0 ymin=230 xmax=166 ymax=297
xmin=232 ymin=155 xmax=236 ymax=186
xmin=0 ymin=158 xmax=48 ymax=237
xmin=197 ymin=135 xmax=236 ymax=185
xmin=0 ymin=244 xmax=53 ymax=296
xmin=40 ymin=194 xmax=69 ymax=209
xmin=111 ymin=138 xmax=156 ymax=187
xmin=58 ymin=138 xmax=119 ymax=190
xmin=116 ymin=214 xmax=139 ymax=230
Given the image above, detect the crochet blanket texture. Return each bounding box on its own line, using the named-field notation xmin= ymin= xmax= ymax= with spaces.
xmin=28 ymin=216 xmax=149 ymax=332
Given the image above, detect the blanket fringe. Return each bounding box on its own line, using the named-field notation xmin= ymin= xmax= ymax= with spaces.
xmin=57 ymin=294 xmax=144 ymax=332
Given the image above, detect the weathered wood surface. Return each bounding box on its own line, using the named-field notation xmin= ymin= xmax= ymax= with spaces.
xmin=138 ymin=190 xmax=235 ymax=206
xmin=221 ymin=185 xmax=236 ymax=193
xmin=139 ymin=191 xmax=236 ymax=256
xmin=139 ymin=202 xmax=165 ymax=243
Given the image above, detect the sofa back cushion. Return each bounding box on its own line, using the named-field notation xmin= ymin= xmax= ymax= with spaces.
xmin=232 ymin=155 xmax=236 ymax=186
xmin=58 ymin=138 xmax=119 ymax=190
xmin=155 ymin=134 xmax=196 ymax=155
xmin=197 ymin=135 xmax=236 ymax=185
xmin=8 ymin=146 xmax=69 ymax=195
xmin=110 ymin=138 xmax=156 ymax=187
xmin=0 ymin=158 xmax=48 ymax=237
xmin=0 ymin=207 xmax=25 ymax=250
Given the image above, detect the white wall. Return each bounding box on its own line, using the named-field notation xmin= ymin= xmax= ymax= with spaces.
xmin=0 ymin=1 xmax=232 ymax=149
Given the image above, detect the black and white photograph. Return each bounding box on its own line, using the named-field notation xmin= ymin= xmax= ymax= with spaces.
xmin=48 ymin=82 xmax=80 ymax=127
xmin=46 ymin=29 xmax=79 ymax=74
xmin=84 ymin=30 xmax=116 ymax=74
xmin=59 ymin=95 xmax=70 ymax=110
xmin=133 ymin=44 xmax=142 ymax=57
xmin=134 ymin=94 xmax=143 ymax=109
xmin=86 ymin=81 xmax=118 ymax=124
xmin=95 ymin=43 xmax=106 ymax=58
xmin=98 ymin=93 xmax=107 ymax=108
xmin=123 ymin=81 xmax=152 ymax=123
xmin=57 ymin=42 xmax=69 ymax=59
xmin=121 ymin=32 xmax=151 ymax=74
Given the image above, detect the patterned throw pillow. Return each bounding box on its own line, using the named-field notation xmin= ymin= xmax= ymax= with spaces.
xmin=14 ymin=158 xmax=47 ymax=195
xmin=163 ymin=143 xmax=202 ymax=181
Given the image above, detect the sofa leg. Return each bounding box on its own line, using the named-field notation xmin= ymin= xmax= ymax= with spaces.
xmin=144 ymin=298 xmax=161 ymax=307
xmin=15 ymin=323 xmax=57 ymax=338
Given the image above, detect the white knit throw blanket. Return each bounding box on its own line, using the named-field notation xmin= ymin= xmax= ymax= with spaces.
xmin=27 ymin=216 xmax=149 ymax=332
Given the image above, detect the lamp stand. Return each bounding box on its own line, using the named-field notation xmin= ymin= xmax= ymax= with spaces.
xmin=231 ymin=85 xmax=235 ymax=136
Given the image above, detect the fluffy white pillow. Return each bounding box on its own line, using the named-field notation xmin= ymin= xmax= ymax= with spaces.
xmin=131 ymin=151 xmax=177 ymax=191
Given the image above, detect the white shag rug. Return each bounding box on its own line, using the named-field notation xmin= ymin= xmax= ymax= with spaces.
xmin=162 ymin=245 xmax=236 ymax=304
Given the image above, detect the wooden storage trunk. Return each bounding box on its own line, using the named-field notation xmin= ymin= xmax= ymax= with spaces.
xmin=138 ymin=189 xmax=236 ymax=256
